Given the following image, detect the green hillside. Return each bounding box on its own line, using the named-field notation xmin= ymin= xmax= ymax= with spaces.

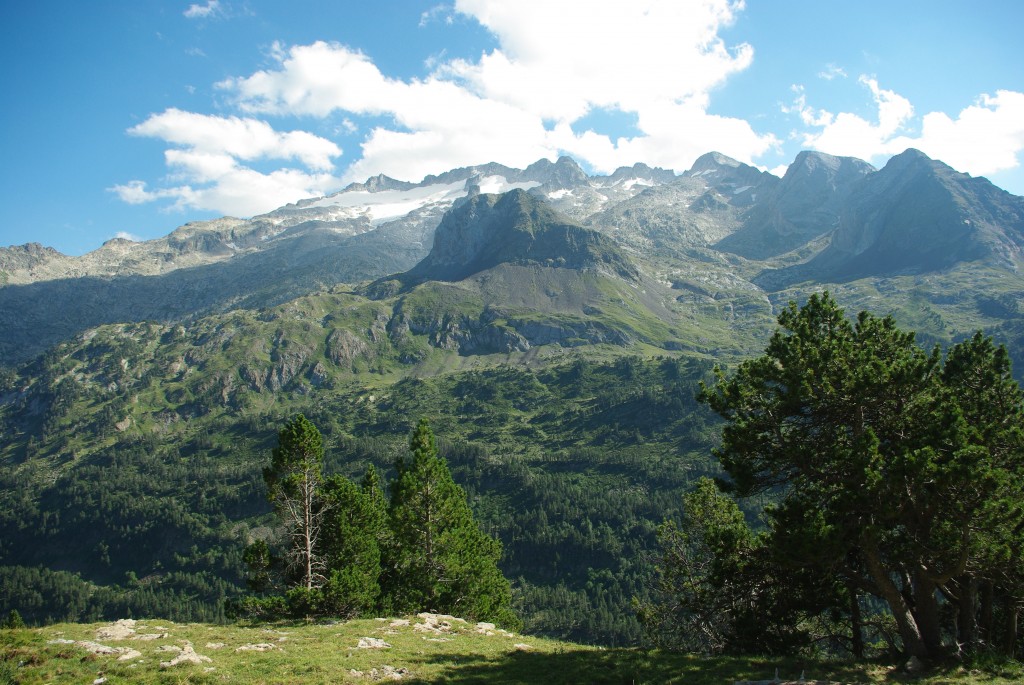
xmin=0 ymin=280 xmax=739 ymax=645
xmin=4 ymin=616 xmax=1021 ymax=684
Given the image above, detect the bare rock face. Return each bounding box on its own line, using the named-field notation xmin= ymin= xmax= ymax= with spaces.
xmin=326 ymin=329 xmax=370 ymax=367
xmin=401 ymin=189 xmax=640 ymax=286
xmin=716 ymin=150 xmax=875 ymax=259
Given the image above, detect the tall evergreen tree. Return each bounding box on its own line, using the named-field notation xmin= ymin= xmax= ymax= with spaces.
xmin=386 ymin=419 xmax=518 ymax=627
xmin=318 ymin=475 xmax=386 ymax=618
xmin=263 ymin=414 xmax=327 ymax=592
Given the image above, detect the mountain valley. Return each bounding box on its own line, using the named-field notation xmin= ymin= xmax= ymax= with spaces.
xmin=3 ymin=148 xmax=1024 ymax=645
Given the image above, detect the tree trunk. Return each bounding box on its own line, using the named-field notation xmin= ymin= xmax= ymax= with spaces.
xmin=913 ymin=574 xmax=944 ymax=657
xmin=980 ymin=580 xmax=994 ymax=646
xmin=850 ymin=587 xmax=864 ymax=659
xmin=863 ymin=544 xmax=929 ymax=659
xmin=1004 ymin=604 xmax=1018 ymax=657
xmin=957 ymin=576 xmax=978 ymax=654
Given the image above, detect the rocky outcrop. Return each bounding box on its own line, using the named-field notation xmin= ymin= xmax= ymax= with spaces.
xmin=326 ymin=329 xmax=371 ymax=367
xmin=400 ymin=190 xmax=640 ymax=286
xmin=717 ymin=150 xmax=875 ymax=259
xmin=758 ymin=149 xmax=1024 ymax=287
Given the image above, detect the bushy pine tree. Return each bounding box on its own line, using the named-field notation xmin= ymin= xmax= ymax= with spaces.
xmin=679 ymin=292 xmax=1024 ymax=661
xmin=318 ymin=474 xmax=386 ymax=618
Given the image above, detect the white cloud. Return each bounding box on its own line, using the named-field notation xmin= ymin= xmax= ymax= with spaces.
xmin=792 ymin=78 xmax=1024 ymax=177
xmin=214 ymin=1 xmax=775 ymax=183
xmin=128 ymin=108 xmax=340 ymax=170
xmin=184 ymin=0 xmax=220 ymax=19
xmin=113 ymin=231 xmax=141 ymax=242
xmin=889 ymin=90 xmax=1024 ymax=176
xmin=445 ymin=0 xmax=753 ymax=120
xmin=794 ymin=76 xmax=914 ymax=160
xmin=112 ymin=110 xmax=341 ymax=215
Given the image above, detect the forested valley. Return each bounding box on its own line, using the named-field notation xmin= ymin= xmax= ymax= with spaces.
xmin=0 ymin=344 xmax=723 ymax=646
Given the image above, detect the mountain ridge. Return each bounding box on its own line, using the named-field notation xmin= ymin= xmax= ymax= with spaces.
xmin=1 ymin=148 xmax=1023 ymax=365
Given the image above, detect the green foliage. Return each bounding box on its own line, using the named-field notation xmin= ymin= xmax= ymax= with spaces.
xmin=386 ymin=419 xmax=518 ymax=628
xmin=242 ymin=539 xmax=274 ymax=593
xmin=319 ymin=474 xmax=386 ymax=618
xmin=690 ymin=292 xmax=1024 ymax=661
xmin=246 ymin=417 xmax=516 ymax=627
xmin=638 ymin=477 xmax=756 ymax=653
xmin=1 ymin=609 xmax=24 ymax=629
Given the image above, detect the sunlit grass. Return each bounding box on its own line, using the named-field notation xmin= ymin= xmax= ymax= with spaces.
xmin=3 ymin=617 xmax=1022 ymax=685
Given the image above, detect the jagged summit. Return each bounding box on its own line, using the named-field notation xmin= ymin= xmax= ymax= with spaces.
xmin=781 ymin=148 xmax=1024 ymax=282
xmin=523 ymin=155 xmax=589 ymax=188
xmin=715 ymin=150 xmax=875 ymax=259
xmin=341 ymin=173 xmax=417 ymax=193
xmin=688 ymin=151 xmax=742 ymax=173
xmin=396 ymin=189 xmax=639 ymax=287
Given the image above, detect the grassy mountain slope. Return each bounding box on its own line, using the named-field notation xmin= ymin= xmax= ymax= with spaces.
xmin=5 ymin=617 xmax=1017 ymax=685
xmin=0 ymin=279 xmax=735 ymax=644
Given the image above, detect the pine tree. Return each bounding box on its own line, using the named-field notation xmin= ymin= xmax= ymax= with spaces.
xmin=695 ymin=293 xmax=1024 ymax=660
xmin=386 ymin=419 xmax=518 ymax=627
xmin=318 ymin=474 xmax=386 ymax=618
xmin=263 ymin=414 xmax=327 ymax=592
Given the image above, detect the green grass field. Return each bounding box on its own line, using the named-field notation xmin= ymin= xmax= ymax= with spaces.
xmin=3 ymin=616 xmax=1023 ymax=685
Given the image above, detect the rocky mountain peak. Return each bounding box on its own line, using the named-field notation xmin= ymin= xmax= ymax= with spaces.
xmin=394 ymin=189 xmax=638 ymax=286
xmin=688 ymin=151 xmax=742 ymax=173
xmin=781 ymin=150 xmax=876 ymax=190
xmin=607 ymin=162 xmax=677 ymax=184
xmin=524 ymin=156 xmax=589 ymax=188
xmin=342 ymin=173 xmax=417 ymax=193
xmin=714 ymin=150 xmax=874 ymax=260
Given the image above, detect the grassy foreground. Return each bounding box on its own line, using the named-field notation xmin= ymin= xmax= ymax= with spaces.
xmin=2 ymin=615 xmax=1022 ymax=685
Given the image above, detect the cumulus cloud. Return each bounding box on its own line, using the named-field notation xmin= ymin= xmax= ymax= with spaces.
xmin=890 ymin=90 xmax=1024 ymax=176
xmin=215 ymin=0 xmax=774 ymax=183
xmin=111 ymin=109 xmax=341 ymax=215
xmin=184 ymin=0 xmax=220 ymax=19
xmin=128 ymin=108 xmax=341 ymax=170
xmin=792 ymin=78 xmax=1024 ymax=177
xmin=795 ymin=76 xmax=914 ymax=160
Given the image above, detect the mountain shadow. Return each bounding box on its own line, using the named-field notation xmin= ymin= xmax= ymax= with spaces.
xmin=756 ymin=149 xmax=1024 ymax=289
xmin=0 ymin=219 xmax=433 ymax=366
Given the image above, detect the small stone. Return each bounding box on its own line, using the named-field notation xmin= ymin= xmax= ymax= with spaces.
xmin=357 ymin=637 xmax=391 ymax=649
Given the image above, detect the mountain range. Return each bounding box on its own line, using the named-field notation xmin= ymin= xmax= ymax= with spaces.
xmin=3 ymin=147 xmax=1024 ymax=645
xmin=2 ymin=148 xmax=1023 ymax=367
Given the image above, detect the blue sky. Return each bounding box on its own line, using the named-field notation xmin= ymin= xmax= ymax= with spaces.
xmin=2 ymin=1 xmax=1023 ymax=255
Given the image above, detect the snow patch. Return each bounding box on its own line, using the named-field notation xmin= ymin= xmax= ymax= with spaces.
xmin=305 ymin=180 xmax=467 ymax=225
xmin=621 ymin=178 xmax=654 ymax=190
xmin=732 ymin=186 xmax=752 ymax=195
xmin=476 ymin=175 xmax=541 ymax=195
xmin=547 ymin=188 xmax=572 ymax=200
